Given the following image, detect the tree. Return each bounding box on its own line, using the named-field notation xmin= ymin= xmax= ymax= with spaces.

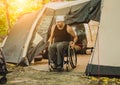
xmin=0 ymin=0 xmax=50 ymax=42
xmin=0 ymin=1 xmax=8 ymax=41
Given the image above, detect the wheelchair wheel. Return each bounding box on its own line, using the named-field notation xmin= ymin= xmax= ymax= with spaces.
xmin=68 ymin=46 xmax=77 ymax=68
xmin=65 ymin=56 xmax=70 ymax=72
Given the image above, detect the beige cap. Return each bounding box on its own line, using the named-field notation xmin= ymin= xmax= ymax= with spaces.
xmin=56 ymin=16 xmax=64 ymax=22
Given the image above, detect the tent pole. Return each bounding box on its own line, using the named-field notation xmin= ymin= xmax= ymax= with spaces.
xmin=88 ymin=23 xmax=93 ymax=42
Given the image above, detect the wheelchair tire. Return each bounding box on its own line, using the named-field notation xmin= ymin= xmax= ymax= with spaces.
xmin=68 ymin=46 xmax=77 ymax=69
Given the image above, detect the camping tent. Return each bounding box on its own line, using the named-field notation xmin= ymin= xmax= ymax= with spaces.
xmin=2 ymin=0 xmax=91 ymax=65
xmin=2 ymin=11 xmax=39 ymax=65
xmin=85 ymin=0 xmax=120 ymax=77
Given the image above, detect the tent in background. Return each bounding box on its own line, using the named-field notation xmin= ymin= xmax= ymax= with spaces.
xmin=85 ymin=0 xmax=120 ymax=77
xmin=2 ymin=11 xmax=39 ymax=65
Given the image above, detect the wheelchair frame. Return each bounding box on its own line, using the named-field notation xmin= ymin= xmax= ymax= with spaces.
xmin=48 ymin=45 xmax=77 ymax=72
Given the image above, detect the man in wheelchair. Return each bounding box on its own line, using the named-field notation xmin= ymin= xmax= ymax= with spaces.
xmin=48 ymin=16 xmax=78 ymax=71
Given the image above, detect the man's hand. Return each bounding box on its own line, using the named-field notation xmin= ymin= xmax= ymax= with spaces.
xmin=69 ymin=41 xmax=75 ymax=49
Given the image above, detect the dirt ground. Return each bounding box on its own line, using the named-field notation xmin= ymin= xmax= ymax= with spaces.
xmin=4 ymin=54 xmax=97 ymax=85
xmin=4 ymin=54 xmax=120 ymax=85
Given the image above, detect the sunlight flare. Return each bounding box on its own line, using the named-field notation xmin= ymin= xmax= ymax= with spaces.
xmin=16 ymin=0 xmax=26 ymax=3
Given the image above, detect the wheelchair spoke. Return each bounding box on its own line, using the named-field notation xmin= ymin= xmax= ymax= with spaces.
xmin=68 ymin=47 xmax=77 ymax=69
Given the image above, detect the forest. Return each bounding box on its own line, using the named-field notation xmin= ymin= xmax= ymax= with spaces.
xmin=0 ymin=0 xmax=50 ymax=42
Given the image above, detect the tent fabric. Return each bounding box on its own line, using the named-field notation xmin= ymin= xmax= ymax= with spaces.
xmin=85 ymin=0 xmax=120 ymax=77
xmin=2 ymin=11 xmax=39 ymax=64
xmin=46 ymin=0 xmax=90 ymax=11
xmin=65 ymin=0 xmax=101 ymax=25
xmin=86 ymin=64 xmax=120 ymax=77
xmin=45 ymin=0 xmax=90 ymax=16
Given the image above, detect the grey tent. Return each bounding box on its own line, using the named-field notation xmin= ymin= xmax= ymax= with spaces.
xmin=85 ymin=0 xmax=120 ymax=77
xmin=2 ymin=11 xmax=39 ymax=65
xmin=2 ymin=0 xmax=91 ymax=65
xmin=65 ymin=0 xmax=101 ymax=24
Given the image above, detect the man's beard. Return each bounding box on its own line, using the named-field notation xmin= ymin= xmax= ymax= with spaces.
xmin=59 ymin=25 xmax=63 ymax=28
xmin=58 ymin=24 xmax=64 ymax=28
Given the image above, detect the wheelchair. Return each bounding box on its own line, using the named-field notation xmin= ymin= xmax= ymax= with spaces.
xmin=48 ymin=45 xmax=77 ymax=72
